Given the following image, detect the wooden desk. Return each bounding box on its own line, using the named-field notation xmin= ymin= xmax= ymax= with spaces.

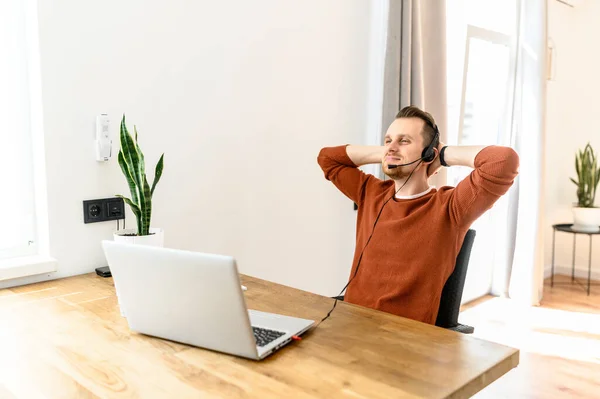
xmin=0 ymin=273 xmax=518 ymax=398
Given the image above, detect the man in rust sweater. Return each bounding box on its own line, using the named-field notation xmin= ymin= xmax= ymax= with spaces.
xmin=317 ymin=106 xmax=519 ymax=325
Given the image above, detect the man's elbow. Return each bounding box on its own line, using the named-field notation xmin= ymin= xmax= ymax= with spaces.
xmin=499 ymin=147 xmax=520 ymax=172
xmin=317 ymin=147 xmax=330 ymax=170
xmin=485 ymin=146 xmax=519 ymax=180
xmin=501 ymin=147 xmax=520 ymax=177
xmin=317 ymin=147 xmax=327 ymax=161
xmin=317 ymin=147 xmax=338 ymax=180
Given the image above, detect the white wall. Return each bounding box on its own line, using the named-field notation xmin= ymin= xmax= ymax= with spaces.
xmin=0 ymin=0 xmax=382 ymax=295
xmin=545 ymin=0 xmax=600 ymax=280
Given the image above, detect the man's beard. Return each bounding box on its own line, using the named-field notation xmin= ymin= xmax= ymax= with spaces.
xmin=383 ymin=164 xmax=412 ymax=179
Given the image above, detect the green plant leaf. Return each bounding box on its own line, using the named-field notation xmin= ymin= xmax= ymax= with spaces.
xmin=136 ymin=151 xmax=150 ymax=236
xmin=120 ymin=116 xmax=143 ymax=194
xmin=134 ymin=125 xmax=145 ymax=178
xmin=116 ymin=195 xmax=140 ymax=216
xmin=140 ymin=174 xmax=152 ymax=236
xmin=151 ymin=154 xmax=164 ymax=196
xmin=116 ymin=194 xmax=142 ymax=233
xmin=117 ymin=150 xmax=139 ymax=206
xmin=119 ymin=115 xmax=146 ymax=235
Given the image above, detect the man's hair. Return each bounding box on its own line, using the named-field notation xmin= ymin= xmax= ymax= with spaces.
xmin=395 ymin=106 xmax=439 ymax=149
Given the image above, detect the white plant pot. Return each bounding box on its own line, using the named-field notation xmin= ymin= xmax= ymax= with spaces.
xmin=112 ymin=227 xmax=164 ymax=316
xmin=113 ymin=227 xmax=164 ymax=247
xmin=572 ymin=207 xmax=600 ymax=232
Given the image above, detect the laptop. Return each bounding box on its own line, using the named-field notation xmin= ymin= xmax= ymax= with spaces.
xmin=101 ymin=240 xmax=315 ymax=360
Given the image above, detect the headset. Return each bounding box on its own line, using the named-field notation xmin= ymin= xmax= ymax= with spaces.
xmin=314 ymin=119 xmax=440 ymax=328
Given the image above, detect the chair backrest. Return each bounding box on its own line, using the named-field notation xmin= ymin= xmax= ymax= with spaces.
xmin=435 ymin=229 xmax=476 ymax=329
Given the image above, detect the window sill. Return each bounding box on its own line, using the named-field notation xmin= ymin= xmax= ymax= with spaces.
xmin=0 ymin=255 xmax=57 ymax=281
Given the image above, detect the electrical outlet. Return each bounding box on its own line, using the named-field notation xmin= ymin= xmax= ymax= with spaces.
xmin=105 ymin=199 xmax=125 ymax=220
xmin=83 ymin=200 xmax=103 ymax=223
xmin=83 ymin=197 xmax=125 ymax=223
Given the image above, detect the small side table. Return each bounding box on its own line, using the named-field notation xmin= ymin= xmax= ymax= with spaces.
xmin=551 ymin=223 xmax=600 ymax=295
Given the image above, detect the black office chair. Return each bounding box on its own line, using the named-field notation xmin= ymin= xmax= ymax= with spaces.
xmin=435 ymin=229 xmax=476 ymax=334
xmin=332 ymin=229 xmax=476 ymax=334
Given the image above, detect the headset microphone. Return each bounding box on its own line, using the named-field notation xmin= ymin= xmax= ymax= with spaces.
xmin=387 ymin=158 xmax=423 ymax=169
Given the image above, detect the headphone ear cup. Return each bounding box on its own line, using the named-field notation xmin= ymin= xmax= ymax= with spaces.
xmin=421 ymin=121 xmax=439 ymax=163
xmin=422 ymin=146 xmax=435 ymax=162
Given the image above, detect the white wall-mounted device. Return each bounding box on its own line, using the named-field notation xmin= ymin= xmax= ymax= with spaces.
xmin=95 ymin=114 xmax=112 ymax=161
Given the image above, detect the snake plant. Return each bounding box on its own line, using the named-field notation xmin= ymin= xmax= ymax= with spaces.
xmin=571 ymin=143 xmax=600 ymax=208
xmin=116 ymin=115 xmax=164 ymax=236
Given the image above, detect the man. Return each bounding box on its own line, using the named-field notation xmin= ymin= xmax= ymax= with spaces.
xmin=317 ymin=105 xmax=519 ymax=324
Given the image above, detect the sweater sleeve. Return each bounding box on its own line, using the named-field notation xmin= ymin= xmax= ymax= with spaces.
xmin=317 ymin=145 xmax=373 ymax=204
xmin=449 ymin=145 xmax=520 ymax=228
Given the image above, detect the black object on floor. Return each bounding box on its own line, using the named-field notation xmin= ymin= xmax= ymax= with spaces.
xmin=95 ymin=266 xmax=112 ymax=277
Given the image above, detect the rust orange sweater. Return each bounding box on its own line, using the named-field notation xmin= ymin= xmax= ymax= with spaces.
xmin=317 ymin=145 xmax=519 ymax=324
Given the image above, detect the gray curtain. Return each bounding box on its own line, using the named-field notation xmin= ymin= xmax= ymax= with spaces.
xmin=381 ymin=0 xmax=448 ymax=186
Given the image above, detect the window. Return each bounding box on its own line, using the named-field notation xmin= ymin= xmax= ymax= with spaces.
xmin=446 ymin=0 xmax=520 ymax=302
xmin=0 ymin=0 xmax=54 ymax=278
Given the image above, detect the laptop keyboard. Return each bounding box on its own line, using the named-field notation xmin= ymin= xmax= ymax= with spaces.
xmin=252 ymin=326 xmax=286 ymax=347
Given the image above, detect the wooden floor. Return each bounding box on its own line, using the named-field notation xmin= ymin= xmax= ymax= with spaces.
xmin=458 ymin=274 xmax=600 ymax=398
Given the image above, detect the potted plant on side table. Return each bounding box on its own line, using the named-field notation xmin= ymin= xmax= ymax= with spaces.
xmin=114 ymin=114 xmax=165 ymax=245
xmin=570 ymin=142 xmax=600 ymax=232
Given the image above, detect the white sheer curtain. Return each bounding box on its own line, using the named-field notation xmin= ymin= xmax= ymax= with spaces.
xmin=0 ymin=0 xmax=40 ymax=260
xmin=503 ymin=0 xmax=547 ymax=305
xmin=444 ymin=0 xmax=546 ymax=305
